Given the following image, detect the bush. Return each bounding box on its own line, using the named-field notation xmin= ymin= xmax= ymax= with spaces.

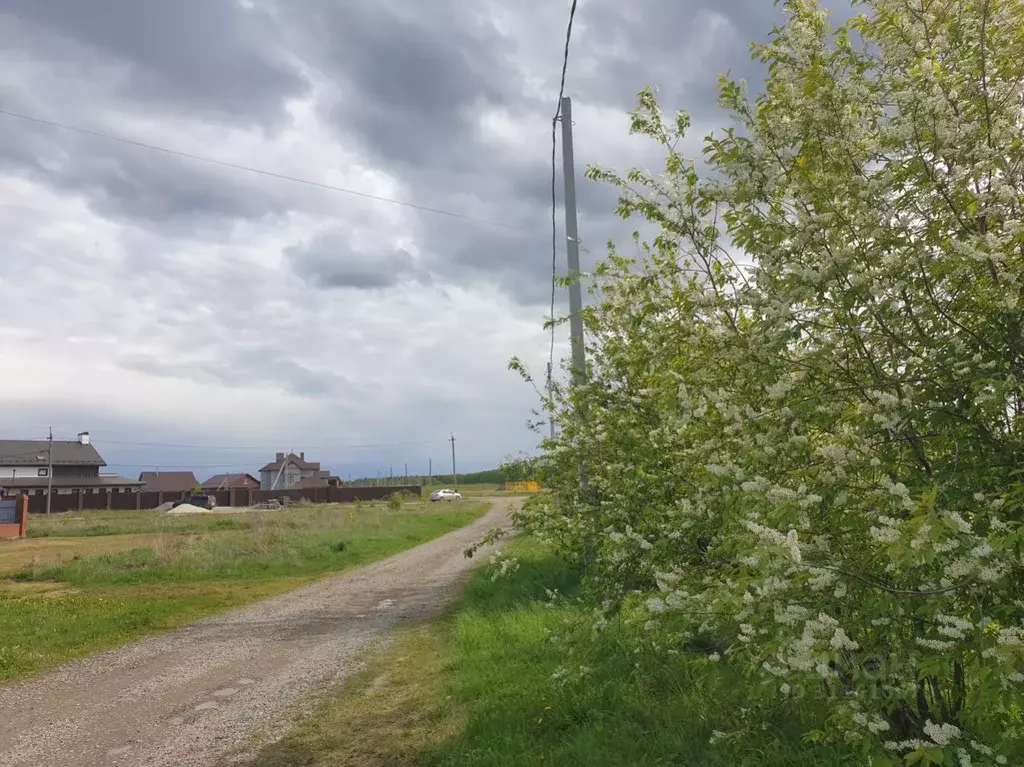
xmin=388 ymin=493 xmax=404 ymax=512
xmin=524 ymin=2 xmax=1024 ymax=764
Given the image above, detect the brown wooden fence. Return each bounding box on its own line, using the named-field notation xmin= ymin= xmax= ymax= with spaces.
xmin=25 ymin=485 xmax=421 ymax=515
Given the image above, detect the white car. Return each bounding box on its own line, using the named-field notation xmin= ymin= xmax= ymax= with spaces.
xmin=429 ymin=488 xmax=462 ymax=502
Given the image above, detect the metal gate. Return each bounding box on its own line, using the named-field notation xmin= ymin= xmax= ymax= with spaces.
xmin=0 ymin=498 xmax=18 ymax=525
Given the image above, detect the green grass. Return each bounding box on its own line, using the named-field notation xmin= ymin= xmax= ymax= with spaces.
xmin=239 ymin=539 xmax=860 ymax=767
xmin=28 ymin=507 xmax=266 ymax=538
xmin=0 ymin=501 xmax=486 ymax=681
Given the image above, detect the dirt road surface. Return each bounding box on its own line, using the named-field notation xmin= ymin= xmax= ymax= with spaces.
xmin=0 ymin=499 xmax=514 ymax=767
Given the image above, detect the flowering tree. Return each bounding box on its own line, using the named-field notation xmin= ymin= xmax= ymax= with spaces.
xmin=522 ymin=1 xmax=1024 ymax=763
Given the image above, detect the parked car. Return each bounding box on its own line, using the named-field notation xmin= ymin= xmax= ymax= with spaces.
xmin=172 ymin=494 xmax=217 ymax=510
xmin=429 ymin=488 xmax=462 ymax=502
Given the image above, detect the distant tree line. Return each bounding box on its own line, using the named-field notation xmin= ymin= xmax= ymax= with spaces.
xmin=350 ymin=455 xmax=540 ymax=487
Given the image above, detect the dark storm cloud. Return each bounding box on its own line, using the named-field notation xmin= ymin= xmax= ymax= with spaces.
xmin=267 ymin=0 xmax=812 ymax=306
xmin=281 ymin=0 xmax=783 ymax=178
xmin=0 ymin=0 xmax=307 ymax=125
xmin=0 ymin=110 xmax=288 ymax=234
xmin=287 ymin=0 xmax=523 ymax=172
xmin=286 ymin=229 xmax=431 ymax=290
xmin=71 ymin=149 xmax=283 ymax=232
xmin=418 ymin=0 xmax=851 ymax=305
xmin=580 ymin=1 xmax=857 ymax=114
xmin=1 ymin=0 xmax=854 ymax=299
xmin=119 ymin=346 xmax=353 ymax=400
xmin=580 ymin=1 xmax=778 ymax=109
xmin=421 ymin=202 xmax=631 ymax=308
xmin=0 ymin=0 xmax=313 ymax=235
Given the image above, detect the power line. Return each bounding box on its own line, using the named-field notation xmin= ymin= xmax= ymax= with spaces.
xmin=549 ymin=0 xmax=580 ymax=402
xmin=106 ymin=462 xmax=258 ymax=469
xmin=97 ymin=438 xmax=442 ymax=451
xmin=0 ymin=108 xmax=527 ymax=232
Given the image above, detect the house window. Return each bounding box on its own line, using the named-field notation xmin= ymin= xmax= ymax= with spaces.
xmin=38 ymin=468 xmax=49 ymax=477
xmin=35 ymin=489 xmax=44 ymax=496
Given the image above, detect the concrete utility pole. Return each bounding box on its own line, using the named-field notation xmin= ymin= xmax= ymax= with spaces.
xmin=560 ymin=97 xmax=589 ymax=494
xmin=449 ymin=433 xmax=457 ymax=491
xmin=46 ymin=427 xmax=53 ymax=515
xmin=559 ymin=96 xmax=586 ymax=386
xmin=428 ymin=458 xmax=432 ymax=486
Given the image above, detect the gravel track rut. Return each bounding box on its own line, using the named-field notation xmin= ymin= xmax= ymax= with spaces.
xmin=0 ymin=499 xmax=513 ymax=767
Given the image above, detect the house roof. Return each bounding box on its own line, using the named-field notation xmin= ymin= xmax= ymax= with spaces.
xmin=138 ymin=471 xmax=199 ymax=493
xmin=259 ymin=453 xmax=320 ymax=472
xmin=201 ymin=473 xmax=259 ymax=490
xmin=291 ymin=474 xmax=328 ymax=490
xmin=290 ymin=471 xmax=342 ymax=490
xmin=0 ymin=440 xmax=105 ymax=467
xmin=100 ymin=474 xmax=145 ymax=486
xmin=1 ymin=475 xmax=142 ymax=488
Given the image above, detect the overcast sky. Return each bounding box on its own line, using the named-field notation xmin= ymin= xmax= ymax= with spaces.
xmin=0 ymin=0 xmax=847 ymax=480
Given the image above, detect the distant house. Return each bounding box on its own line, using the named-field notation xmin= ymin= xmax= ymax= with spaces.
xmin=0 ymin=432 xmax=142 ymax=496
xmin=138 ymin=471 xmax=199 ymax=494
xmin=201 ymin=473 xmax=260 ymax=492
xmin=292 ymin=471 xmax=342 ymax=491
xmin=259 ymin=452 xmax=340 ymax=490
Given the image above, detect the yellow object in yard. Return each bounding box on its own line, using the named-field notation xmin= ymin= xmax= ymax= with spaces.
xmin=504 ymin=481 xmax=540 ymax=493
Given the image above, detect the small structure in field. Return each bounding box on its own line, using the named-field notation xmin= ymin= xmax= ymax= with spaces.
xmin=0 ymin=495 xmax=28 ymax=539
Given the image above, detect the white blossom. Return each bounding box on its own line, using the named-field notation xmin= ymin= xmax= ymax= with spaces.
xmin=916 ymin=638 xmax=956 ymax=651
xmin=923 ymin=721 xmax=961 ymax=747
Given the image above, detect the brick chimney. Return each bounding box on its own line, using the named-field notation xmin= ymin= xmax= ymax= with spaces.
xmin=276 ymin=452 xmax=284 ymax=462
xmin=300 ymin=452 xmax=305 ymax=461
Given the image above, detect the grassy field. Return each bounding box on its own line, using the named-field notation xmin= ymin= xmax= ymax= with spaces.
xmin=25 ymin=507 xmax=258 ymax=538
xmin=241 ymin=539 xmax=859 ymax=767
xmin=0 ymin=500 xmax=486 ymax=682
xmin=1 ymin=532 xmax=227 ymax=574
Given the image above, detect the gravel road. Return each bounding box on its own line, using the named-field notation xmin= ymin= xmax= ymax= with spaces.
xmin=0 ymin=499 xmax=513 ymax=767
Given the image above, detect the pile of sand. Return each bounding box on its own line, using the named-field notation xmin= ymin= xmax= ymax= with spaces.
xmin=166 ymin=503 xmax=211 ymax=514
xmin=154 ymin=501 xmax=175 ymax=512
